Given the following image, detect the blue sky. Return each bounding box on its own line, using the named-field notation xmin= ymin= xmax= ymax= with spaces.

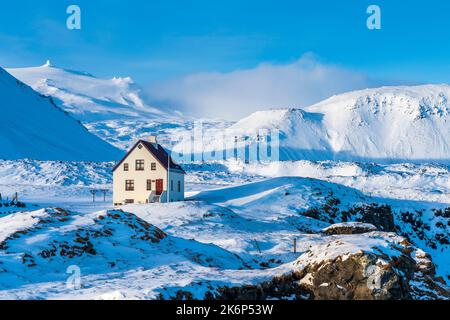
xmin=1 ymin=0 xmax=449 ymax=82
xmin=1 ymin=0 xmax=450 ymax=118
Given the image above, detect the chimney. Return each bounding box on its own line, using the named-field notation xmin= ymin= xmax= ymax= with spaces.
xmin=148 ymin=135 xmax=158 ymax=148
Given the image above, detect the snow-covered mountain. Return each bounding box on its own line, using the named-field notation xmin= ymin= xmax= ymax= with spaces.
xmin=219 ymin=85 xmax=450 ymax=163
xmin=7 ymin=61 xmax=168 ymax=122
xmin=6 ymin=61 xmax=450 ymax=164
xmin=0 ymin=67 xmax=122 ymax=161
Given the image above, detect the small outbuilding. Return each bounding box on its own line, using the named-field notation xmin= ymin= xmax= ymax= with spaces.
xmin=112 ymin=136 xmax=185 ymax=205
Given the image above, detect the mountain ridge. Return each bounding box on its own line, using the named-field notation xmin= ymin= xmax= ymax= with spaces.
xmin=0 ymin=67 xmax=123 ymax=161
xmin=7 ymin=62 xmax=170 ymax=122
xmin=222 ymin=84 xmax=450 ymax=163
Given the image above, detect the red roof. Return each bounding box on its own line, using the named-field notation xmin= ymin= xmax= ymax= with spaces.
xmin=112 ymin=140 xmax=186 ymax=174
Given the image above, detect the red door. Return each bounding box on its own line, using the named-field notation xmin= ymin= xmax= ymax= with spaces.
xmin=156 ymin=179 xmax=164 ymax=195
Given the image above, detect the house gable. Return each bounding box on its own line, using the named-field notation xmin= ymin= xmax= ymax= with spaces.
xmin=112 ymin=140 xmax=185 ymax=174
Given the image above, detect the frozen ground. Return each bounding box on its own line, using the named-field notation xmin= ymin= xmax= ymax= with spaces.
xmin=0 ymin=159 xmax=448 ymax=299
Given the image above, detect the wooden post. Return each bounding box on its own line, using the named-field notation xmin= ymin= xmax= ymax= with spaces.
xmin=103 ymin=190 xmax=107 ymax=202
xmin=294 ymin=238 xmax=297 ymax=254
xmin=90 ymin=190 xmax=96 ymax=203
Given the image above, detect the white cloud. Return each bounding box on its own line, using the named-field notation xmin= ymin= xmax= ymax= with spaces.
xmin=145 ymin=54 xmax=380 ymax=120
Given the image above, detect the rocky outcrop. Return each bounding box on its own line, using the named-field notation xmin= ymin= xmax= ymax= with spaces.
xmin=302 ymin=202 xmax=396 ymax=232
xmin=322 ymin=222 xmax=377 ymax=235
xmin=410 ymin=249 xmax=450 ymax=299
xmin=294 ymin=232 xmax=448 ymax=300
xmin=295 ymin=247 xmax=413 ymax=299
xmin=210 ymin=232 xmax=449 ymax=300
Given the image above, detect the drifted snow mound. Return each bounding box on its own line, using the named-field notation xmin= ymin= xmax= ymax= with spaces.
xmin=0 ymin=208 xmax=247 ymax=293
xmin=223 ymin=85 xmax=450 ymax=163
xmin=7 ymin=62 xmax=168 ymax=122
xmin=0 ymin=67 xmax=122 ymax=161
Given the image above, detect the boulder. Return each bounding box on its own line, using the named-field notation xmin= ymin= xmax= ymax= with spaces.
xmin=294 ymin=232 xmax=449 ymax=300
xmin=322 ymin=222 xmax=377 ymax=235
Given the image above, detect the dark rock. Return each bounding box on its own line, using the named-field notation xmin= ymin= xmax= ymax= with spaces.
xmin=322 ymin=222 xmax=377 ymax=235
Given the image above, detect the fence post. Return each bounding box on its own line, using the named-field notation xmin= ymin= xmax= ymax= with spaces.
xmin=90 ymin=190 xmax=96 ymax=203
xmin=294 ymin=238 xmax=297 ymax=254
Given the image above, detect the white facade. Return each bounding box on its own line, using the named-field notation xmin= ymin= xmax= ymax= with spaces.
xmin=113 ymin=140 xmax=185 ymax=205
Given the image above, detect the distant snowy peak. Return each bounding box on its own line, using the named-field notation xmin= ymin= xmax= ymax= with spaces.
xmin=308 ymin=85 xmax=450 ymax=120
xmin=7 ymin=62 xmax=169 ymax=122
xmin=227 ymin=84 xmax=450 ymax=163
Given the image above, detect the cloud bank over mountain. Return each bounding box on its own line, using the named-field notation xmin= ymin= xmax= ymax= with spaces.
xmin=145 ymin=54 xmax=383 ymax=120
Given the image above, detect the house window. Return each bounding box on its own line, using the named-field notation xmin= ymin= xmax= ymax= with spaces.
xmin=125 ymin=180 xmax=134 ymax=191
xmin=124 ymin=163 xmax=129 ymax=171
xmin=178 ymin=181 xmax=181 ymax=192
xmin=136 ymin=159 xmax=145 ymax=171
xmin=171 ymin=180 xmax=174 ymax=191
xmin=151 ymin=163 xmax=157 ymax=171
xmin=125 ymin=199 xmax=134 ymax=204
xmin=147 ymin=180 xmax=152 ymax=191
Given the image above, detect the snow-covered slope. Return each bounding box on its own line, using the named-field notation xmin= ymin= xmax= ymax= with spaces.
xmin=0 ymin=67 xmax=122 ymax=161
xmin=7 ymin=61 xmax=168 ymax=122
xmin=306 ymin=85 xmax=450 ymax=162
xmin=0 ymin=175 xmax=447 ymax=299
xmin=218 ymin=85 xmax=450 ymax=163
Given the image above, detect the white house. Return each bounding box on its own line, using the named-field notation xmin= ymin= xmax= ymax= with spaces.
xmin=113 ymin=136 xmax=185 ymax=205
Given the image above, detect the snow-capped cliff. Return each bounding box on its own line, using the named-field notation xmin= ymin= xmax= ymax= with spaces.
xmin=0 ymin=67 xmax=122 ymax=161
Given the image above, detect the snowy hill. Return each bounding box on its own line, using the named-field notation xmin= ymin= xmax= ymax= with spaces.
xmin=7 ymin=61 xmax=168 ymax=122
xmin=218 ymin=85 xmax=450 ymax=163
xmin=0 ymin=67 xmax=122 ymax=161
xmin=0 ymin=174 xmax=447 ymax=299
